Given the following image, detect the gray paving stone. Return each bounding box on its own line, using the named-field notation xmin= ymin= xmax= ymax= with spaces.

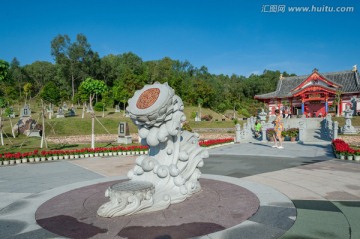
xmin=207 ymin=220 xmax=286 ymax=239
xmin=2 ymin=141 xmax=359 ymax=239
xmin=249 ymin=206 xmax=296 ymax=231
xmin=0 ymin=161 xmax=103 ymax=193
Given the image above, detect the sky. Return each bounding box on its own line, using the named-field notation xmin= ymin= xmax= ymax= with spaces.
xmin=1 ymin=0 xmax=359 ymax=77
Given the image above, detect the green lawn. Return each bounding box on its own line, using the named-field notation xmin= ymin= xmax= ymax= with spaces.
xmin=333 ymin=116 xmax=360 ymax=127
xmin=189 ymin=120 xmax=236 ymax=129
xmin=0 ymin=102 xmax=237 ymax=154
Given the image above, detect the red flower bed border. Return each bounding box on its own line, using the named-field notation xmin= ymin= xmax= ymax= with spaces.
xmin=199 ymin=138 xmax=234 ymax=147
xmin=0 ymin=145 xmax=149 ymax=161
xmin=0 ymin=138 xmax=234 ymax=161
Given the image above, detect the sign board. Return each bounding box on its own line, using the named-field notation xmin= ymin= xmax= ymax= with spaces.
xmin=118 ymin=122 xmax=130 ymax=137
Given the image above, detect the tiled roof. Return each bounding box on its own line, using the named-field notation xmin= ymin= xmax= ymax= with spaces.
xmin=255 ymin=70 xmax=360 ymax=99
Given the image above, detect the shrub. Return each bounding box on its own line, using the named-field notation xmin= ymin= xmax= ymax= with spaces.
xmin=287 ymin=128 xmax=299 ymax=137
xmin=4 ymin=107 xmax=13 ymax=117
xmin=201 ymin=114 xmax=213 ymax=121
xmin=191 ymin=112 xmax=197 ymax=120
xmin=182 ymin=122 xmax=193 ymax=132
xmin=94 ymin=102 xmax=106 ymax=112
xmin=239 ymin=108 xmax=251 ymax=118
xmin=266 ymin=128 xmax=275 ymax=139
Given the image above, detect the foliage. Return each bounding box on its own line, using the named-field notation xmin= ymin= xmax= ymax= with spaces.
xmin=182 ymin=122 xmax=193 ymax=132
xmin=238 ymin=108 xmax=251 ymax=118
xmin=40 ymin=82 xmax=61 ymax=105
xmin=0 ymin=97 xmax=7 ymax=108
xmin=287 ymin=128 xmax=299 ymax=137
xmin=201 ymin=114 xmax=213 ymax=121
xmin=78 ymin=77 xmax=107 ymax=109
xmin=94 ymin=102 xmax=106 ymax=112
xmin=266 ymin=128 xmax=275 ymax=138
xmin=0 ymin=59 xmax=9 ymax=81
xmin=4 ymin=107 xmax=13 ymax=117
xmin=333 ymin=90 xmax=343 ymax=104
xmin=23 ymin=61 xmax=57 ymax=95
xmin=8 ymin=58 xmax=23 ymax=98
xmin=2 ymin=33 xmax=296 ymax=113
xmin=190 ymin=112 xmax=197 ymax=120
xmin=3 ymin=85 xmax=19 ymax=100
xmin=100 ymin=89 xmax=113 ymax=109
xmin=23 ymin=82 xmax=33 ymax=96
xmin=51 ymin=34 xmax=99 ymax=100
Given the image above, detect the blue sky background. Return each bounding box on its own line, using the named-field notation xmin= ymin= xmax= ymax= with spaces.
xmin=1 ymin=0 xmax=359 ymax=76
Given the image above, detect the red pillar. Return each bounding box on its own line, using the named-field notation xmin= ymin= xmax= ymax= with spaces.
xmin=277 ymin=99 xmax=281 ymax=110
xmin=301 ymin=96 xmax=306 ymax=116
xmin=339 ymin=99 xmax=342 ymax=115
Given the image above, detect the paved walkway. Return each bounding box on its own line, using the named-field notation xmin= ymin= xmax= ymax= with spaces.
xmin=209 ymin=142 xmax=360 ymax=239
xmin=0 ymin=142 xmax=360 ymax=238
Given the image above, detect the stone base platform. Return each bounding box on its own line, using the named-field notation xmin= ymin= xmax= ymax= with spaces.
xmin=117 ymin=136 xmax=132 ymax=144
xmin=34 ymin=175 xmax=296 ymax=239
xmin=36 ymin=179 xmax=259 ymax=238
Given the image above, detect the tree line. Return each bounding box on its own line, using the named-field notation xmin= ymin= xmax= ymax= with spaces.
xmin=0 ymin=33 xmax=295 ymax=117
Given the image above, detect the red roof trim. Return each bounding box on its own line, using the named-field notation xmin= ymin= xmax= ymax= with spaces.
xmin=291 ymin=72 xmax=341 ymax=92
xmin=292 ymin=85 xmax=336 ymax=97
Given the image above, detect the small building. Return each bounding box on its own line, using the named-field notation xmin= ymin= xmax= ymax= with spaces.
xmin=254 ymin=66 xmax=360 ymax=117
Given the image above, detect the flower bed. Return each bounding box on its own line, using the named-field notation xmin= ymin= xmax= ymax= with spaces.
xmin=332 ymin=139 xmax=360 ymax=161
xmin=199 ymin=138 xmax=234 ymax=147
xmin=0 ymin=145 xmax=149 ymax=166
xmin=267 ymin=128 xmax=299 ymax=141
xmin=0 ymin=137 xmax=235 ymax=166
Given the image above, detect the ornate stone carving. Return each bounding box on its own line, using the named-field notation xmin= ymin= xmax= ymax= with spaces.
xmin=97 ymin=181 xmax=155 ymax=217
xmin=258 ymin=109 xmax=267 ymax=125
xmin=136 ymin=88 xmax=160 ymax=109
xmin=97 ymin=82 xmax=208 ymax=217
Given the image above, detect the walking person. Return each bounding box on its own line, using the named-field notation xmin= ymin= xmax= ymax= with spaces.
xmin=272 ymin=109 xmax=284 ymax=149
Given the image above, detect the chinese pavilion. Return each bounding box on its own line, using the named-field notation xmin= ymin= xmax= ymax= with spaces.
xmin=255 ymin=66 xmax=360 ymax=117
